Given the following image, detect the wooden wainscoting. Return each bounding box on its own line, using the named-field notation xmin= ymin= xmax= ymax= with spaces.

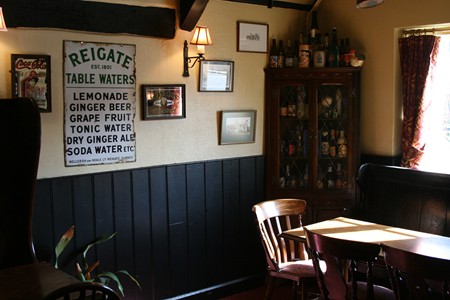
xmin=33 ymin=156 xmax=266 ymax=299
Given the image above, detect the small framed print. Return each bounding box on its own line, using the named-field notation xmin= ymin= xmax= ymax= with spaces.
xmin=142 ymin=84 xmax=186 ymax=120
xmin=11 ymin=54 xmax=52 ymax=112
xmin=237 ymin=22 xmax=268 ymax=53
xmin=219 ymin=110 xmax=256 ymax=145
xmin=199 ymin=60 xmax=234 ymax=92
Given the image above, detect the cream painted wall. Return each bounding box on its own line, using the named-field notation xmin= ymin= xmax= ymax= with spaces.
xmin=0 ymin=0 xmax=303 ymax=179
xmin=317 ymin=0 xmax=450 ymax=156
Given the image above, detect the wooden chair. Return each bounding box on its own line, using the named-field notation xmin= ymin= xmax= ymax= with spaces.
xmin=381 ymin=243 xmax=450 ymax=300
xmin=0 ymin=98 xmax=41 ymax=269
xmin=305 ymin=228 xmax=395 ymax=300
xmin=252 ymin=199 xmax=317 ymax=300
xmin=43 ymin=282 xmax=121 ymax=300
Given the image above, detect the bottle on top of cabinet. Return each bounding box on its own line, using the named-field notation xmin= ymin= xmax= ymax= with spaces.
xmin=328 ymin=28 xmax=340 ymax=67
xmin=269 ymin=39 xmax=279 ymax=68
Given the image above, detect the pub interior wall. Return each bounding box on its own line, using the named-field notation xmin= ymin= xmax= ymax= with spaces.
xmin=0 ymin=0 xmax=302 ymax=179
xmin=1 ymin=0 xmax=450 ymax=179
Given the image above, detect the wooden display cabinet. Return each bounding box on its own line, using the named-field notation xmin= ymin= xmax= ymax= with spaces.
xmin=264 ymin=67 xmax=361 ymax=224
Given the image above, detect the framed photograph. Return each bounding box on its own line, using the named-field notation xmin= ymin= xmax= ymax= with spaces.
xmin=237 ymin=22 xmax=268 ymax=53
xmin=11 ymin=54 xmax=52 ymax=112
xmin=142 ymin=84 xmax=186 ymax=120
xmin=219 ymin=110 xmax=256 ymax=145
xmin=199 ymin=60 xmax=234 ymax=92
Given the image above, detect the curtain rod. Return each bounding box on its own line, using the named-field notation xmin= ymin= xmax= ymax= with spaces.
xmin=403 ymin=28 xmax=450 ymax=37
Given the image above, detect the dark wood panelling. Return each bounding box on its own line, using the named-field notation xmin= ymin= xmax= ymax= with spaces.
xmin=355 ymin=163 xmax=450 ymax=237
xmin=1 ymin=0 xmax=176 ymax=38
xmin=167 ymin=165 xmax=189 ymax=296
xmin=33 ymin=156 xmax=266 ymax=299
xmin=93 ymin=173 xmax=116 ymax=275
xmin=131 ymin=169 xmax=152 ymax=300
xmin=186 ymin=163 xmax=207 ymax=291
xmin=149 ymin=167 xmax=170 ymax=300
xmin=205 ymin=161 xmax=224 ymax=286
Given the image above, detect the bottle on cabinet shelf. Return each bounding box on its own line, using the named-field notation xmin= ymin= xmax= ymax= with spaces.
xmin=337 ymin=130 xmax=347 ymax=157
xmin=328 ymin=28 xmax=340 ymax=67
xmin=323 ymin=33 xmax=330 ymax=67
xmin=269 ymin=39 xmax=279 ymax=68
xmin=293 ymin=40 xmax=300 ymax=68
xmin=285 ymin=164 xmax=291 ymax=187
xmin=335 ymin=162 xmax=343 ymax=189
xmin=295 ymin=125 xmax=303 ymax=157
xmin=297 ymin=86 xmax=307 ymax=120
xmin=299 ymin=44 xmax=310 ymax=68
xmin=328 ymin=129 xmax=337 ymax=157
xmin=326 ymin=164 xmax=335 ymax=188
xmin=313 ymin=33 xmax=326 ymax=68
xmin=320 ymin=130 xmax=329 ymax=157
xmin=284 ymin=40 xmax=294 ymax=68
xmin=278 ymin=40 xmax=285 ymax=68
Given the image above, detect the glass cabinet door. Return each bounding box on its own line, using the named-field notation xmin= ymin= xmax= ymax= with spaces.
xmin=316 ymin=84 xmax=349 ymax=190
xmin=278 ymin=84 xmax=309 ymax=190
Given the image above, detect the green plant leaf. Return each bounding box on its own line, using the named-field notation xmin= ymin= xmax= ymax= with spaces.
xmin=116 ymin=270 xmax=142 ymax=290
xmin=82 ymin=232 xmax=117 ymax=260
xmin=97 ymin=272 xmax=124 ymax=296
xmin=54 ymin=225 xmax=75 ymax=268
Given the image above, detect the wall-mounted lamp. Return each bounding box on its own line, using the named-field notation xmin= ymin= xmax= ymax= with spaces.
xmin=0 ymin=7 xmax=7 ymax=31
xmin=356 ymin=0 xmax=384 ymax=8
xmin=183 ymin=26 xmax=213 ymax=77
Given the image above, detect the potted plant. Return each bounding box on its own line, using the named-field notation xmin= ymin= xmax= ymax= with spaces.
xmin=53 ymin=226 xmax=141 ymax=297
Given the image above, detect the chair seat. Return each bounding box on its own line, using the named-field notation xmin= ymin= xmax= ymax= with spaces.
xmin=278 ymin=259 xmax=318 ymax=278
xmin=347 ymin=281 xmax=395 ymax=300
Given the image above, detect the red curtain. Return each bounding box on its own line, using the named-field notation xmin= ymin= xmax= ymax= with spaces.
xmin=399 ymin=35 xmax=440 ymax=168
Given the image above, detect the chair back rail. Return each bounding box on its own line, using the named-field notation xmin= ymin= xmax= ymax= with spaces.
xmin=252 ymin=198 xmax=316 ymax=299
xmin=253 ymin=199 xmax=308 ymax=268
xmin=43 ymin=282 xmax=121 ymax=300
xmin=305 ymin=228 xmax=394 ymax=300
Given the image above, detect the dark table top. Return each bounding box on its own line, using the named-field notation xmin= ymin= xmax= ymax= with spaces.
xmin=0 ymin=262 xmax=80 ymax=299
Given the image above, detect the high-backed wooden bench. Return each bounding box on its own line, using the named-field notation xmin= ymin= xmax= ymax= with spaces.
xmin=355 ymin=163 xmax=450 ymax=237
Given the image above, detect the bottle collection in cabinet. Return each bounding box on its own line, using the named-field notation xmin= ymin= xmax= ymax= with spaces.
xmin=264 ymin=67 xmax=361 ymax=222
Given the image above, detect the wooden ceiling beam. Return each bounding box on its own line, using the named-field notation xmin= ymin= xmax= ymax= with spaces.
xmin=179 ymin=0 xmax=209 ymax=32
xmin=223 ymin=0 xmax=315 ymax=11
xmin=1 ymin=0 xmax=175 ymax=38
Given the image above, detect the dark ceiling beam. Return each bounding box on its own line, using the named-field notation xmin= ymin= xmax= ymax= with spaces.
xmin=0 ymin=0 xmax=176 ymax=38
xmin=223 ymin=0 xmax=314 ymax=10
xmin=179 ymin=0 xmax=209 ymax=31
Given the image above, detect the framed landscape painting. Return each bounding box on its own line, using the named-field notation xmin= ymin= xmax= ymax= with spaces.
xmin=219 ymin=110 xmax=256 ymax=145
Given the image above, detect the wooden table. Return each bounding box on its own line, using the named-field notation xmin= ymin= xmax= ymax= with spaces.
xmin=281 ymin=217 xmax=450 ymax=261
xmin=0 ymin=262 xmax=80 ymax=299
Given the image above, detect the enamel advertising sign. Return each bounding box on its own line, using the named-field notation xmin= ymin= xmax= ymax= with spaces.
xmin=64 ymin=41 xmax=136 ymax=166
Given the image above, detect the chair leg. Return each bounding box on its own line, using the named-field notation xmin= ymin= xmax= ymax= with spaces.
xmin=264 ymin=276 xmax=275 ymax=300
xmin=291 ymin=280 xmax=299 ymax=300
xmin=300 ymin=280 xmax=306 ymax=300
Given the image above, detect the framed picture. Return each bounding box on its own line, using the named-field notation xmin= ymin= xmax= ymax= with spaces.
xmin=237 ymin=22 xmax=268 ymax=53
xmin=219 ymin=110 xmax=256 ymax=145
xmin=11 ymin=54 xmax=52 ymax=112
xmin=142 ymin=84 xmax=186 ymax=120
xmin=199 ymin=60 xmax=234 ymax=92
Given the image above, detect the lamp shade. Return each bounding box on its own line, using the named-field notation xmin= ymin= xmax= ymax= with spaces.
xmin=356 ymin=0 xmax=384 ymax=8
xmin=190 ymin=26 xmax=213 ymax=46
xmin=0 ymin=8 xmax=7 ymax=31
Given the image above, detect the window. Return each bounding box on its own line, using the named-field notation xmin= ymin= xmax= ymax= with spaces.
xmin=418 ymin=35 xmax=450 ymax=173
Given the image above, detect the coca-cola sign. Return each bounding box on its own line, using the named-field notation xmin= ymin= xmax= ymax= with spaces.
xmin=11 ymin=54 xmax=51 ymax=112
